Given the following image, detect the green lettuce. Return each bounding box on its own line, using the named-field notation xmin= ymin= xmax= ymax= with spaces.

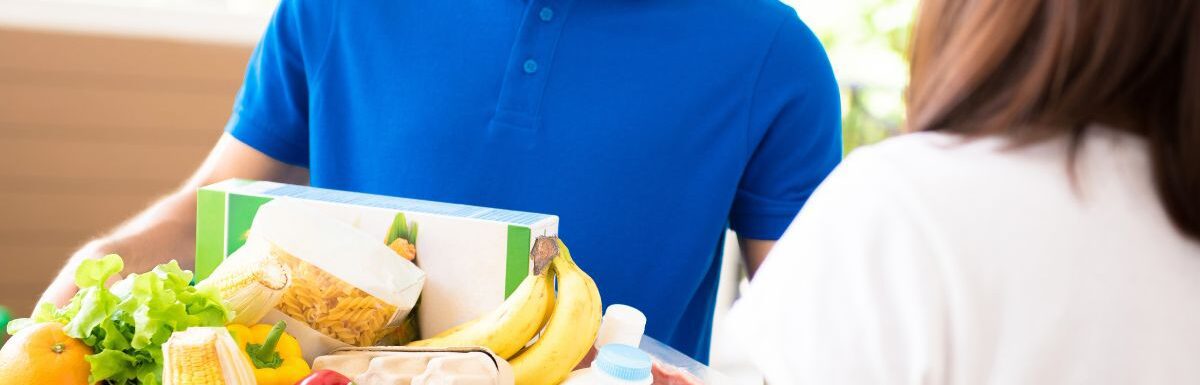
xmin=9 ymin=255 xmax=228 ymax=385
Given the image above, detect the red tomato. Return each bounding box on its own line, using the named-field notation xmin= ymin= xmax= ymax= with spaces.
xmin=295 ymin=370 xmax=353 ymax=385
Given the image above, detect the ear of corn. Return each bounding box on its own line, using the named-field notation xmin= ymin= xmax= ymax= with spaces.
xmin=162 ymin=327 xmax=257 ymax=385
xmin=198 ymin=256 xmax=290 ymax=325
xmin=388 ymin=238 xmax=417 ymax=261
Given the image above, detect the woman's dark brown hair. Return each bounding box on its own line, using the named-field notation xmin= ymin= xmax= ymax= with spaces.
xmin=907 ymin=0 xmax=1200 ymax=240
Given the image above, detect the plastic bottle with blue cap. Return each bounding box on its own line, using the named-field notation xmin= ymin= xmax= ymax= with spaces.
xmin=594 ymin=304 xmax=647 ymax=348
xmin=563 ymin=304 xmax=652 ymax=385
xmin=562 ymin=343 xmax=654 ymax=385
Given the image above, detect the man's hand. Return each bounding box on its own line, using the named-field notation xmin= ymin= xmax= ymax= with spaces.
xmin=38 ymin=241 xmax=124 ymax=307
xmin=38 ymin=244 xmax=97 ymax=307
xmin=738 ymin=237 xmax=776 ymax=279
xmin=37 ymin=134 xmax=308 ymax=308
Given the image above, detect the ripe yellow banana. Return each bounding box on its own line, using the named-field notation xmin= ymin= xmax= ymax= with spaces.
xmin=407 ymin=242 xmax=556 ymax=359
xmin=510 ymin=237 xmax=603 ymax=385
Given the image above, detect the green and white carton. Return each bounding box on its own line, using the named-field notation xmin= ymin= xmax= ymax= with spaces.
xmin=195 ymin=179 xmax=559 ymax=337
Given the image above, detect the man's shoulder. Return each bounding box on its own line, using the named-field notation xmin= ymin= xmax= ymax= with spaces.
xmin=276 ymin=0 xmax=340 ymax=26
xmin=694 ymin=0 xmax=797 ymax=16
xmin=667 ymin=0 xmax=822 ymax=70
xmin=682 ymin=0 xmax=802 ymax=29
xmin=282 ymin=0 xmax=337 ymax=11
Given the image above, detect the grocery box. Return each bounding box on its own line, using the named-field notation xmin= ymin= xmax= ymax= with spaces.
xmin=195 ymin=179 xmax=559 ymax=338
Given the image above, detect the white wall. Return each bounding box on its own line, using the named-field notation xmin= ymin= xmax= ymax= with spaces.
xmin=0 ymin=0 xmax=274 ymax=44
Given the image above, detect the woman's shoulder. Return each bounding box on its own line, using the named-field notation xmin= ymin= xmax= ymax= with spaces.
xmin=822 ymin=130 xmax=1090 ymax=230
xmin=849 ymin=127 xmax=1146 ymax=186
xmin=841 ymin=131 xmax=1073 ymax=189
xmin=847 ymin=131 xmax=1014 ymax=168
xmin=830 ymin=127 xmax=1158 ymax=242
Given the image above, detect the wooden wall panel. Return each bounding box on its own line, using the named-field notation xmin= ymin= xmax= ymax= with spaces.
xmin=0 ymin=27 xmax=248 ymax=86
xmin=0 ymin=27 xmax=253 ymax=316
xmin=0 ymin=137 xmax=212 ymax=181
xmin=0 ymin=83 xmax=234 ymax=136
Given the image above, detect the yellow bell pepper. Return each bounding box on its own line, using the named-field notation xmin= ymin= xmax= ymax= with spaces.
xmin=227 ymin=321 xmax=312 ymax=385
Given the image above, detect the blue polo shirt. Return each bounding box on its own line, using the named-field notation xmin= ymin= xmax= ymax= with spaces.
xmin=226 ymin=0 xmax=840 ymax=362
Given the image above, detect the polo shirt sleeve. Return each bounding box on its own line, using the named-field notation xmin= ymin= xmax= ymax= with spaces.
xmin=730 ymin=12 xmax=843 ymax=240
xmin=224 ymin=0 xmax=333 ymax=168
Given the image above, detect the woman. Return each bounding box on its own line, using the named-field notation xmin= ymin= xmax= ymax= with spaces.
xmin=727 ymin=0 xmax=1199 ymax=383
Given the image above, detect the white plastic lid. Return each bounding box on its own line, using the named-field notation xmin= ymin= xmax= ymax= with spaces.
xmin=595 ymin=304 xmax=647 ymax=349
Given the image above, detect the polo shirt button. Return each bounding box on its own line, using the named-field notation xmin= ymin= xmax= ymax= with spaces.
xmin=539 ymin=7 xmax=554 ymax=22
xmin=523 ymin=59 xmax=538 ymax=74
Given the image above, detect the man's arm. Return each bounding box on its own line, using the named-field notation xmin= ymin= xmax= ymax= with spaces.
xmin=731 ymin=13 xmax=841 ymax=277
xmin=739 ymin=238 xmax=775 ymax=279
xmin=38 ymin=134 xmax=307 ymax=306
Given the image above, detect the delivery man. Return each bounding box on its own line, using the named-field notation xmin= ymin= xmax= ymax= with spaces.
xmin=39 ymin=0 xmax=841 ymax=362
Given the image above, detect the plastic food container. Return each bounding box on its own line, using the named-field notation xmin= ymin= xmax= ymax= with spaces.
xmin=639 ymin=336 xmax=746 ymax=385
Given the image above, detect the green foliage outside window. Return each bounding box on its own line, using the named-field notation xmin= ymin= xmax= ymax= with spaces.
xmin=788 ymin=0 xmax=918 ymax=154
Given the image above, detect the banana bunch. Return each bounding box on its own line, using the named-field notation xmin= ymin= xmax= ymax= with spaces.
xmin=408 ymin=236 xmax=602 ymax=385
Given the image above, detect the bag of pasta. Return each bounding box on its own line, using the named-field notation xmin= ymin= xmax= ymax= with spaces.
xmin=211 ymin=199 xmax=425 ymax=360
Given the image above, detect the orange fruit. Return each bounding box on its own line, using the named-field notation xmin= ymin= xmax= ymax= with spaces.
xmin=0 ymin=322 xmax=93 ymax=385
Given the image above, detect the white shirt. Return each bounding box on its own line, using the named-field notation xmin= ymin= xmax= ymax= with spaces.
xmin=726 ymin=127 xmax=1200 ymax=384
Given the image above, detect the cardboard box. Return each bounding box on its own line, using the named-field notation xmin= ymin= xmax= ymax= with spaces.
xmin=195 ymin=179 xmax=559 ymax=337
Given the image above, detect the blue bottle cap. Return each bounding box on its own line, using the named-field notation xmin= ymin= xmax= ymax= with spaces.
xmin=593 ymin=343 xmax=652 ymax=382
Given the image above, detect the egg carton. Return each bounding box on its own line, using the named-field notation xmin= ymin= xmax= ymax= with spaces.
xmin=314 ymin=346 xmax=514 ymax=385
